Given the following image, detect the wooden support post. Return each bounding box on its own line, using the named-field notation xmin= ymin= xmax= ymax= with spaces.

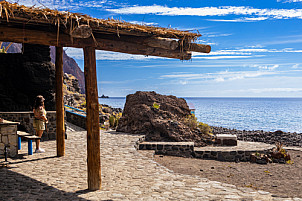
xmin=55 ymin=46 xmax=65 ymax=157
xmin=84 ymin=46 xmax=101 ymax=190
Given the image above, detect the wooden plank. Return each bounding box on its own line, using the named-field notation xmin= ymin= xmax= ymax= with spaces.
xmin=84 ymin=47 xmax=101 ymax=190
xmin=17 ymin=131 xmax=31 ymax=137
xmin=0 ymin=26 xmax=192 ymax=60
xmin=55 ymin=46 xmax=65 ymax=157
xmin=24 ymin=135 xmax=41 ymax=140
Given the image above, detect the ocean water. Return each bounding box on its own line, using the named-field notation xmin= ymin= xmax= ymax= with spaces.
xmin=99 ymin=97 xmax=302 ymax=133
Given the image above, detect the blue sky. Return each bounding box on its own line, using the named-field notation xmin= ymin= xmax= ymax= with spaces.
xmin=11 ymin=0 xmax=302 ymax=97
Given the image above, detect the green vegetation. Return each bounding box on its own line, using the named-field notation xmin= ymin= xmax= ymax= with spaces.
xmin=183 ymin=114 xmax=212 ymax=135
xmin=0 ymin=47 xmax=6 ymax=53
xmin=198 ymin=122 xmax=213 ymax=136
xmin=0 ymin=42 xmax=12 ymax=53
xmin=183 ymin=114 xmax=198 ymax=130
xmin=109 ymin=115 xmax=116 ymax=127
xmin=108 ymin=112 xmax=122 ymax=128
xmin=153 ymin=102 xmax=160 ymax=109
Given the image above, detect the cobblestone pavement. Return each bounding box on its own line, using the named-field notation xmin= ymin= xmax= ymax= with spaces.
xmin=1 ymin=127 xmax=301 ymax=200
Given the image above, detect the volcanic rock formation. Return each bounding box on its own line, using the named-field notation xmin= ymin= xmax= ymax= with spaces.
xmin=0 ymin=44 xmax=55 ymax=111
xmin=117 ymin=91 xmax=212 ymax=146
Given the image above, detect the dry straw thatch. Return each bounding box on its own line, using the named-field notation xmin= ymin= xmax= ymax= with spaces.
xmin=0 ymin=1 xmax=200 ymax=42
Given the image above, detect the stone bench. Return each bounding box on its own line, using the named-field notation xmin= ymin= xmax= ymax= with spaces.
xmin=17 ymin=131 xmax=40 ymax=155
xmin=216 ymin=134 xmax=237 ymax=146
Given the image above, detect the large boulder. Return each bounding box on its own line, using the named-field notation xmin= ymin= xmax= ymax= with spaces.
xmin=117 ymin=91 xmax=210 ymax=146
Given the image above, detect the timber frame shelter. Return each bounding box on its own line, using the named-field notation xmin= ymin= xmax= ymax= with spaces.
xmin=0 ymin=1 xmax=211 ymax=190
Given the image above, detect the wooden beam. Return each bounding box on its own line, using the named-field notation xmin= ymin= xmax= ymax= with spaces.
xmin=144 ymin=37 xmax=178 ymax=50
xmin=84 ymin=47 xmax=101 ymax=190
xmin=92 ymin=33 xmax=211 ymax=53
xmin=188 ymin=43 xmax=211 ymax=53
xmin=97 ymin=34 xmax=179 ymax=50
xmin=55 ymin=46 xmax=65 ymax=157
xmin=0 ymin=26 xmax=192 ymax=60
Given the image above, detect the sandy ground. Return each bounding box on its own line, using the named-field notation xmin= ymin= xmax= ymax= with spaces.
xmin=153 ymin=150 xmax=302 ymax=198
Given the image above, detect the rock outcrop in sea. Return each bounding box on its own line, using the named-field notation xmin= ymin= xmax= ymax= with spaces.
xmin=117 ymin=91 xmax=213 ymax=146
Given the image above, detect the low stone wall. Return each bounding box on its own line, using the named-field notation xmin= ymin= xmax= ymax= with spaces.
xmin=138 ymin=140 xmax=194 ymax=158
xmin=193 ymin=150 xmax=271 ymax=162
xmin=65 ymin=110 xmax=86 ymax=129
xmin=137 ymin=139 xmax=275 ymax=162
xmin=0 ymin=111 xmax=57 ymax=140
xmin=0 ymin=125 xmax=18 ymax=157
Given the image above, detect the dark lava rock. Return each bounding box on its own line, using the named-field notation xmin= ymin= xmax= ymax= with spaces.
xmin=0 ymin=44 xmax=55 ymax=111
xmin=211 ymin=126 xmax=302 ymax=147
xmin=117 ymin=91 xmax=211 ymax=146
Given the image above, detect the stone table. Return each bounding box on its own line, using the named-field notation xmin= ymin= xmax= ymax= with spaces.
xmin=0 ymin=120 xmax=19 ymax=158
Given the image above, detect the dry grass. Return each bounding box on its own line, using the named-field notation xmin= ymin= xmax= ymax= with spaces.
xmin=0 ymin=1 xmax=200 ymax=41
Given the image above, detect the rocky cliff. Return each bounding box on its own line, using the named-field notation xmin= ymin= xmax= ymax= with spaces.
xmin=63 ymin=73 xmax=85 ymax=108
xmin=117 ymin=91 xmax=213 ymax=146
xmin=1 ymin=43 xmax=85 ymax=94
xmin=50 ymin=47 xmax=85 ymax=94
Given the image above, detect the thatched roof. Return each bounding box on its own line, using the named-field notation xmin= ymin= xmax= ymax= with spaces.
xmin=0 ymin=1 xmax=200 ymax=41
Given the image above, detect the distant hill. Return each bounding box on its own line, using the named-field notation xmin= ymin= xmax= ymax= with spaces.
xmin=50 ymin=46 xmax=85 ymax=94
xmin=1 ymin=42 xmax=85 ymax=94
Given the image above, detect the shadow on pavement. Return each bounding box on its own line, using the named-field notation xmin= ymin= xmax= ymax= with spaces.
xmin=6 ymin=155 xmax=58 ymax=165
xmin=0 ymin=168 xmax=88 ymax=200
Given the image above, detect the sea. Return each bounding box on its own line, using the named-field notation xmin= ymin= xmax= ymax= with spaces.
xmin=99 ymin=97 xmax=302 ymax=133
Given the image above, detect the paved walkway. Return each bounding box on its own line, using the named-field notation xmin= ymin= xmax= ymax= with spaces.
xmin=1 ymin=125 xmax=301 ymax=200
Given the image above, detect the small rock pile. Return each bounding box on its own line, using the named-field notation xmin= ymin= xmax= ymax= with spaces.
xmin=211 ymin=126 xmax=302 ymax=147
xmin=250 ymin=142 xmax=291 ymax=164
xmin=117 ymin=91 xmax=213 ymax=146
xmin=99 ymin=104 xmax=123 ymax=125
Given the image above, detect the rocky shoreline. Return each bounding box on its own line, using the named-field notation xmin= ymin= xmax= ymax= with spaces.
xmin=211 ymin=126 xmax=302 ymax=147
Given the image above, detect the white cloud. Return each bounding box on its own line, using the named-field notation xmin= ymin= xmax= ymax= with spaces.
xmin=243 ymin=17 xmax=269 ymax=21
xmin=160 ymin=70 xmax=277 ymax=82
xmin=278 ymin=0 xmax=302 ymax=2
xmin=211 ymin=48 xmax=302 ymax=53
xmin=214 ymin=77 xmax=225 ymax=82
xmin=193 ymin=51 xmax=251 ymax=56
xmin=206 ymin=33 xmax=232 ymax=37
xmin=128 ymin=21 xmax=158 ymax=26
xmin=208 ymin=17 xmax=268 ymax=22
xmin=64 ymin=47 xmax=162 ymax=60
xmin=107 ymin=5 xmax=302 ymax=20
xmin=252 ymin=64 xmax=279 ymax=70
xmin=292 ymin=64 xmax=300 ymax=69
xmin=193 ymin=55 xmax=253 ymax=60
xmin=248 ymin=88 xmax=302 ymax=93
xmin=179 ymin=80 xmax=188 ymax=85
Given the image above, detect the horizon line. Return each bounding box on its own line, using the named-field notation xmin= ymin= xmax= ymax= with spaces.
xmin=99 ymin=96 xmax=302 ymax=99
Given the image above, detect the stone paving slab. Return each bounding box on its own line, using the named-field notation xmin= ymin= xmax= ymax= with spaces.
xmin=0 ymin=126 xmax=299 ymax=200
xmin=195 ymin=141 xmax=275 ymax=152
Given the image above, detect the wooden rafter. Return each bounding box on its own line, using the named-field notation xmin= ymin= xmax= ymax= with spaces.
xmin=0 ymin=26 xmax=193 ymax=60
